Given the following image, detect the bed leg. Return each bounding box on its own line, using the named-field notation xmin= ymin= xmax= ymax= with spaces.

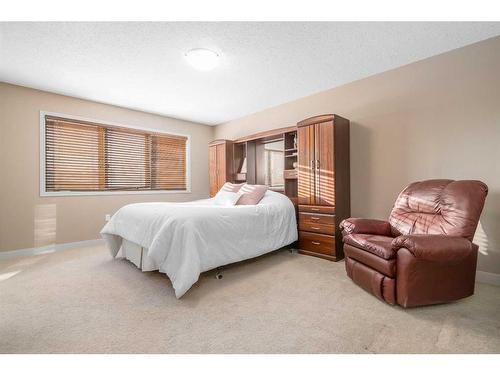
xmin=215 ymin=267 xmax=223 ymax=280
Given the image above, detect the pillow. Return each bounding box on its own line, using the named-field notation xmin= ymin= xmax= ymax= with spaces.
xmin=236 ymin=184 xmax=268 ymax=205
xmin=219 ymin=182 xmax=245 ymax=193
xmin=214 ymin=191 xmax=243 ymax=206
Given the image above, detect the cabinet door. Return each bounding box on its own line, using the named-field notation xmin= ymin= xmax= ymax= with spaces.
xmin=216 ymin=144 xmax=227 ymax=191
xmin=209 ymin=145 xmax=218 ymax=197
xmin=314 ymin=120 xmax=335 ymax=206
xmin=297 ymin=124 xmax=315 ymax=205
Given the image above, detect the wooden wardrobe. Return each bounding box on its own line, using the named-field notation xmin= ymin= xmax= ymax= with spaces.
xmin=209 ymin=139 xmax=233 ymax=197
xmin=297 ymin=114 xmax=350 ymax=261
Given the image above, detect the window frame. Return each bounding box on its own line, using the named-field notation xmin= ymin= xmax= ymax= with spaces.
xmin=39 ymin=111 xmax=191 ymax=197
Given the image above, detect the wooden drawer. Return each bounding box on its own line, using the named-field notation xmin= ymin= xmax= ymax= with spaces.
xmin=299 ymin=222 xmax=334 ymax=235
xmin=298 ymin=231 xmax=335 ymax=256
xmin=299 ymin=205 xmax=335 ymax=215
xmin=299 ymin=212 xmax=335 ymax=226
xmin=298 ymin=213 xmax=335 ymax=234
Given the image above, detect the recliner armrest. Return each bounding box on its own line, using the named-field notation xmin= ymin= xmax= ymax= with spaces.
xmin=339 ymin=218 xmax=392 ymax=237
xmin=392 ymin=235 xmax=474 ymax=262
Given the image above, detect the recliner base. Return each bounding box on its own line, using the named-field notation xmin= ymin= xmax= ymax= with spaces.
xmin=345 ymin=257 xmax=396 ymax=305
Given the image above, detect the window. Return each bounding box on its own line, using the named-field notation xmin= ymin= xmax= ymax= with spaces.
xmin=41 ymin=113 xmax=189 ymax=195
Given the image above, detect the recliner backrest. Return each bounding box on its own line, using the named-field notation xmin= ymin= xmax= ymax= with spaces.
xmin=389 ymin=179 xmax=488 ymax=241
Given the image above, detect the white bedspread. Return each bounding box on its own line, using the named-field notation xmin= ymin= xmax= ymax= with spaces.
xmin=100 ymin=190 xmax=297 ymax=298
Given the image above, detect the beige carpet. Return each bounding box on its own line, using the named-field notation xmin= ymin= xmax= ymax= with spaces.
xmin=1 ymin=244 xmax=499 ymax=354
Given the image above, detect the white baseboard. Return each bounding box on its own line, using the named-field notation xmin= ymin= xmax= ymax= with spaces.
xmin=476 ymin=271 xmax=500 ymax=286
xmin=0 ymin=239 xmax=105 ymax=260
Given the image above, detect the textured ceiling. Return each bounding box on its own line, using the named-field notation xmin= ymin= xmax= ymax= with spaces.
xmin=1 ymin=22 xmax=499 ymax=125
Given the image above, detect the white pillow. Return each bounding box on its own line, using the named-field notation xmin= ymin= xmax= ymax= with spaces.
xmin=213 ymin=190 xmax=242 ymax=206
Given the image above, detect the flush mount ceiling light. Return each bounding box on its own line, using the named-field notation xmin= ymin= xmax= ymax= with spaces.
xmin=184 ymin=48 xmax=220 ymax=71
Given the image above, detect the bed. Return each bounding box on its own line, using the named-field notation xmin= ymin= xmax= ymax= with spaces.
xmin=100 ymin=190 xmax=298 ymax=298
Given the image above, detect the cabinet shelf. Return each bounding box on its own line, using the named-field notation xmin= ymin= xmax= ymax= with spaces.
xmin=284 ymin=169 xmax=298 ymax=179
xmin=234 ymin=173 xmax=247 ymax=182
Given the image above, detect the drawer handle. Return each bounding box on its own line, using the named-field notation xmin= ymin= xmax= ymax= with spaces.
xmin=311 ymin=227 xmax=320 ymax=230
xmin=310 ymin=208 xmax=320 ymax=211
xmin=311 ymin=217 xmax=320 ymax=220
xmin=311 ymin=241 xmax=321 ymax=245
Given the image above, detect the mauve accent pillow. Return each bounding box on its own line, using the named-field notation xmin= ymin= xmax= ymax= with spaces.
xmin=236 ymin=184 xmax=268 ymax=205
xmin=219 ymin=182 xmax=245 ymax=193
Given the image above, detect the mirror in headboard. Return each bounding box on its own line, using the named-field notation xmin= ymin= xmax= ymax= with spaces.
xmin=262 ymin=139 xmax=285 ymax=191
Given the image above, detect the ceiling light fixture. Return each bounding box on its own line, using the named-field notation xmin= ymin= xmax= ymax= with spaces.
xmin=185 ymin=48 xmax=220 ymax=71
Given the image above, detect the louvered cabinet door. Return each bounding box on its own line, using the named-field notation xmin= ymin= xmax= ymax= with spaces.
xmin=209 ymin=145 xmax=218 ymax=197
xmin=314 ymin=120 xmax=335 ymax=206
xmin=297 ymin=124 xmax=316 ymax=205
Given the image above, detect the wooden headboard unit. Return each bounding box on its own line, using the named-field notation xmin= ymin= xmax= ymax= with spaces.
xmin=209 ymin=126 xmax=298 ymax=204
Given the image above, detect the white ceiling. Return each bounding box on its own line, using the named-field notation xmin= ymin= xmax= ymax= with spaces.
xmin=1 ymin=22 xmax=499 ymax=125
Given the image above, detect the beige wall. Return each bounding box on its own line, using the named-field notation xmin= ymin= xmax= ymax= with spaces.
xmin=0 ymin=83 xmax=214 ymax=251
xmin=215 ymin=36 xmax=500 ymax=275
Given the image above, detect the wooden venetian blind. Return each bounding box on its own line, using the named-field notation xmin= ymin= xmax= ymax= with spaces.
xmin=44 ymin=115 xmax=187 ymax=192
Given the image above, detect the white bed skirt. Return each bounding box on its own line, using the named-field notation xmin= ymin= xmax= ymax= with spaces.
xmin=116 ymin=238 xmax=157 ymax=272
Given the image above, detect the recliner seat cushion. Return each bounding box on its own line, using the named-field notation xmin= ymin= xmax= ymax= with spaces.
xmin=344 ymin=244 xmax=396 ymax=277
xmin=343 ymin=233 xmax=396 ymax=260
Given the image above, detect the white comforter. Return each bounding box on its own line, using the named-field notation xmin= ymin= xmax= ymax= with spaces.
xmin=100 ymin=190 xmax=298 ymax=298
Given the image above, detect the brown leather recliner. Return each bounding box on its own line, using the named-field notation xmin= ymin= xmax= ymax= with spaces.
xmin=339 ymin=179 xmax=488 ymax=308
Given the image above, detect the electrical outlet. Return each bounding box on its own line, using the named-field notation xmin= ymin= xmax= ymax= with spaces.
xmin=105 ymin=214 xmax=111 ymax=222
